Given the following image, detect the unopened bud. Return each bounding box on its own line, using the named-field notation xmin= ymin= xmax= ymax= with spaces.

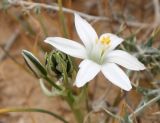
xmin=22 ymin=50 xmax=47 ymax=78
xmin=45 ymin=50 xmax=74 ymax=79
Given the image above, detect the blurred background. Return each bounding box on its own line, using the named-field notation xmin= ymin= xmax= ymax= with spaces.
xmin=0 ymin=0 xmax=160 ymax=123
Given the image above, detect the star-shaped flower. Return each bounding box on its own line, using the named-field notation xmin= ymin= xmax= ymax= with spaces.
xmin=45 ymin=14 xmax=145 ymax=91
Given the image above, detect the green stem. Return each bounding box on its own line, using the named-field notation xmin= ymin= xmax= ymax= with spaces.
xmin=44 ymin=76 xmax=62 ymax=90
xmin=65 ymin=96 xmax=84 ymax=123
xmin=71 ymin=106 xmax=84 ymax=123
xmin=57 ymin=53 xmax=69 ymax=89
xmin=58 ymin=0 xmax=68 ymax=38
xmin=63 ymin=89 xmax=84 ymax=123
xmin=69 ymin=85 xmax=88 ymax=123
xmin=83 ymin=85 xmax=91 ymax=123
xmin=0 ymin=108 xmax=69 ymax=123
xmin=82 ymin=85 xmax=90 ymax=113
xmin=62 ymin=69 xmax=69 ymax=89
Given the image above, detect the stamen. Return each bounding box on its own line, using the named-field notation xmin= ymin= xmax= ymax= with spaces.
xmin=100 ymin=36 xmax=111 ymax=45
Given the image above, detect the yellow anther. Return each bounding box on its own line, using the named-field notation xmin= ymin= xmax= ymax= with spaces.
xmin=100 ymin=36 xmax=111 ymax=45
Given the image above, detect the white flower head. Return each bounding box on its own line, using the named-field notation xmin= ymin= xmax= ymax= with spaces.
xmin=44 ymin=13 xmax=145 ymax=91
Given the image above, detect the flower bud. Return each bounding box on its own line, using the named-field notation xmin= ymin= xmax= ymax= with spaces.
xmin=45 ymin=50 xmax=74 ymax=79
xmin=22 ymin=50 xmax=47 ymax=78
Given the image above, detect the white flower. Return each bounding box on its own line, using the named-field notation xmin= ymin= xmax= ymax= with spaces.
xmin=44 ymin=14 xmax=145 ymax=91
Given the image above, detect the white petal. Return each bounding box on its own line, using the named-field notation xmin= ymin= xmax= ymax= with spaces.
xmin=45 ymin=37 xmax=87 ymax=59
xmin=74 ymin=13 xmax=98 ymax=49
xmin=101 ymin=63 xmax=132 ymax=91
xmin=100 ymin=33 xmax=123 ymax=51
xmin=106 ymin=50 xmax=145 ymax=70
xmin=75 ymin=59 xmax=101 ymax=87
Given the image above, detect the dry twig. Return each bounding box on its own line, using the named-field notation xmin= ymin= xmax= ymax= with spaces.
xmin=7 ymin=0 xmax=151 ymax=28
xmin=0 ymin=29 xmax=20 ymax=62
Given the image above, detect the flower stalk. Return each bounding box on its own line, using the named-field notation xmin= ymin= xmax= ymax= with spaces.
xmin=0 ymin=108 xmax=69 ymax=123
xmin=58 ymin=0 xmax=69 ymax=38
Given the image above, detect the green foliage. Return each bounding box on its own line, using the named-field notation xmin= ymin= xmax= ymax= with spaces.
xmin=119 ymin=33 xmax=160 ymax=76
xmin=144 ymin=37 xmax=154 ymax=47
xmin=45 ymin=50 xmax=74 ymax=79
xmin=119 ymin=35 xmax=138 ymax=52
xmin=22 ymin=50 xmax=62 ymax=90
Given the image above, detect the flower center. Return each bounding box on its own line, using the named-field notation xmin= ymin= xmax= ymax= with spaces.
xmin=100 ymin=36 xmax=111 ymax=45
xmin=89 ymin=36 xmax=111 ymax=64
